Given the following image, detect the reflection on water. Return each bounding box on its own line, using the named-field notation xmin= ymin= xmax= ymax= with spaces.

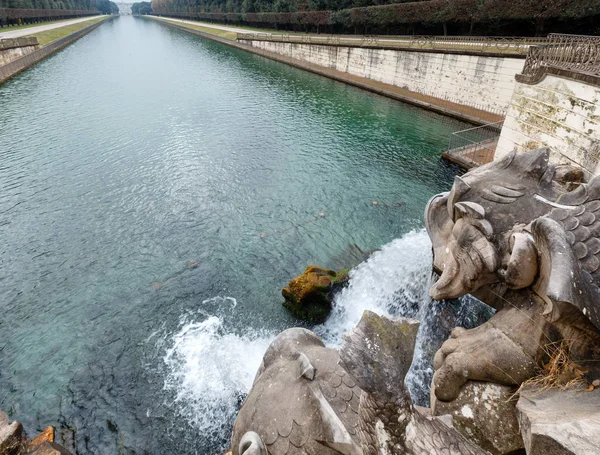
xmin=0 ymin=16 xmax=471 ymax=454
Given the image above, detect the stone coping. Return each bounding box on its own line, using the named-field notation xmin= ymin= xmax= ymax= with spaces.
xmin=236 ymin=35 xmax=529 ymax=59
xmin=516 ymin=64 xmax=600 ymax=88
xmin=0 ymin=36 xmax=39 ymax=50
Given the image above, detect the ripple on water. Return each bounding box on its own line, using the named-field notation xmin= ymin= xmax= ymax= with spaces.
xmin=0 ymin=16 xmax=472 ymax=455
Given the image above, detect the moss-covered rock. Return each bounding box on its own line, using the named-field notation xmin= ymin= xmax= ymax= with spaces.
xmin=282 ymin=265 xmax=349 ymax=322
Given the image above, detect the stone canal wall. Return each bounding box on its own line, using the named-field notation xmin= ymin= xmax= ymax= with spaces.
xmin=237 ymin=38 xmax=525 ymax=118
xmin=0 ymin=37 xmax=39 ymax=66
xmin=496 ymin=70 xmax=600 ymax=175
xmin=0 ymin=17 xmax=110 ymax=84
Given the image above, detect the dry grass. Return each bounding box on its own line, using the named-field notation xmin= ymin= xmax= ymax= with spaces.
xmin=515 ymin=341 xmax=589 ymax=398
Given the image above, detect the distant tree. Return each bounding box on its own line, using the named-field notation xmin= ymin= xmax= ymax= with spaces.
xmin=148 ymin=0 xmax=600 ymax=35
xmin=95 ymin=0 xmax=118 ymax=13
xmin=132 ymin=0 xmax=151 ymax=14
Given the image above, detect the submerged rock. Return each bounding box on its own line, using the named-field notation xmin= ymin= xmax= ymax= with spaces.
xmin=281 ymin=265 xmax=349 ymax=322
xmin=25 ymin=442 xmax=71 ymax=455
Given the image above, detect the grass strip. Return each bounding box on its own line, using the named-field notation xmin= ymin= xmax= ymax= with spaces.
xmin=25 ymin=16 xmax=106 ymax=46
xmin=150 ymin=17 xmax=236 ymax=40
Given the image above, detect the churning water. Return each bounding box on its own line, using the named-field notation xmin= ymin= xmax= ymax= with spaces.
xmin=0 ymin=16 xmax=488 ymax=455
xmin=158 ymin=231 xmax=490 ymax=451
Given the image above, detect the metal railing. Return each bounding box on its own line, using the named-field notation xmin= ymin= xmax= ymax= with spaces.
xmin=444 ymin=121 xmax=503 ymax=168
xmin=236 ymin=32 xmax=548 ymax=55
xmin=520 ymin=33 xmax=600 ymax=81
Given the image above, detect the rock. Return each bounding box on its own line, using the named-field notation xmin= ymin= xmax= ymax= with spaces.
xmin=26 ymin=441 xmax=71 ymax=455
xmin=431 ymin=381 xmax=523 ymax=455
xmin=516 ymin=385 xmax=600 ymax=455
xmin=0 ymin=410 xmax=8 ymax=428
xmin=281 ymin=265 xmax=348 ymax=322
xmin=339 ymin=312 xmax=486 ymax=455
xmin=339 ymin=311 xmax=419 ymax=455
xmin=339 ymin=310 xmax=419 ymax=397
xmin=28 ymin=427 xmax=54 ymax=450
xmin=0 ymin=415 xmax=25 ymax=455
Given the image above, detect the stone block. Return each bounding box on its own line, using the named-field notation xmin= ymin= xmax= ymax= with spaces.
xmin=28 ymin=426 xmax=55 ymax=450
xmin=431 ymin=381 xmax=523 ymax=455
xmin=517 ymin=385 xmax=600 ymax=455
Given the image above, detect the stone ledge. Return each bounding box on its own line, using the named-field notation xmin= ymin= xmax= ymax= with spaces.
xmin=516 ymin=65 xmax=600 ymax=88
xmin=0 ymin=37 xmax=39 ymax=50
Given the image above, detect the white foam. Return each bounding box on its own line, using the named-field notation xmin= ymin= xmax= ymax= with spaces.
xmin=162 ymin=297 xmax=274 ymax=439
xmin=315 ymin=229 xmax=433 ymax=346
xmin=160 ymin=231 xmax=437 ymax=445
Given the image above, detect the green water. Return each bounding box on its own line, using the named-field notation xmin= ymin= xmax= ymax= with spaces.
xmin=0 ymin=16 xmax=469 ymax=454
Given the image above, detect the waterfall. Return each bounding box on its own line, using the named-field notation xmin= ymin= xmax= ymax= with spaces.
xmin=159 ymin=230 xmax=491 ymax=450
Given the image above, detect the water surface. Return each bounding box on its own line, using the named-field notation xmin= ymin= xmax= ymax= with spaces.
xmin=0 ymin=16 xmax=474 ymax=454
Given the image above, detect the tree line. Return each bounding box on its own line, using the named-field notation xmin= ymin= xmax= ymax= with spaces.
xmin=132 ymin=1 xmax=151 ymax=14
xmin=149 ymin=0 xmax=600 ymax=36
xmin=0 ymin=0 xmax=118 ymax=13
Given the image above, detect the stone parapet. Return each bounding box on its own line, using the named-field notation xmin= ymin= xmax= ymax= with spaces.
xmin=0 ymin=37 xmax=39 ymax=50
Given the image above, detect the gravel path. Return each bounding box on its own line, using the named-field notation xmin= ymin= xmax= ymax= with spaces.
xmin=0 ymin=16 xmax=104 ymax=39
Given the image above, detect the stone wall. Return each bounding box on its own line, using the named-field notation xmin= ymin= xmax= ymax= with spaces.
xmin=0 ymin=17 xmax=110 ymax=84
xmin=238 ymin=39 xmax=525 ymax=117
xmin=0 ymin=37 xmax=39 ymax=66
xmin=496 ymin=72 xmax=600 ymax=175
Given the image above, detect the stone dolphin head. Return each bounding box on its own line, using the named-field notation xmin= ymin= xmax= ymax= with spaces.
xmin=425 ymin=148 xmax=557 ymax=300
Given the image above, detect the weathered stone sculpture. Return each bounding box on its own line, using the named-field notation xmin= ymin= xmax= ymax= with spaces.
xmin=232 ymin=147 xmax=600 ymax=455
xmin=231 ymin=328 xmax=362 ymax=455
xmin=232 ymin=312 xmax=493 ymax=455
xmin=338 ymin=311 xmax=487 ymax=455
xmin=425 ymin=147 xmax=600 ymax=402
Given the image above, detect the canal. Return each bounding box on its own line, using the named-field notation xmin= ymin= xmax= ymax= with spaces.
xmin=0 ymin=16 xmax=472 ymax=454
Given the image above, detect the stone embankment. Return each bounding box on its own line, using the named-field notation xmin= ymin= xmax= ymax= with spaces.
xmin=147 ymin=17 xmax=532 ymax=125
xmin=0 ymin=409 xmax=71 ymax=455
xmin=497 ymin=62 xmax=600 ymax=175
xmin=0 ymin=16 xmax=111 ymax=84
xmin=237 ymin=36 xmax=523 ymax=123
